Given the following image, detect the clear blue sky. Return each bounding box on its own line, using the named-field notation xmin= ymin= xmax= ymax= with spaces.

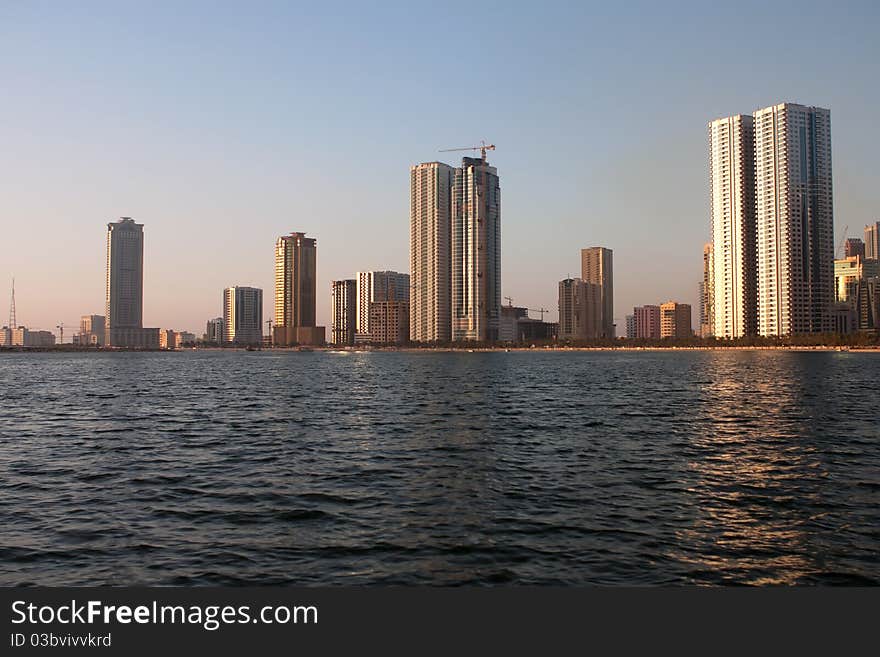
xmin=2 ymin=0 xmax=878 ymax=335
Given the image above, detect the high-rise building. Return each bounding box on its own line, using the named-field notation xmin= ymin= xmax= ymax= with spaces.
xmin=410 ymin=162 xmax=454 ymax=343
xmin=634 ymin=305 xmax=661 ymax=340
xmin=834 ymin=256 xmax=880 ymax=303
xmin=660 ymin=302 xmax=692 ymax=339
xmin=356 ymin=271 xmax=409 ymax=339
xmin=700 ymin=243 xmax=715 ymax=338
xmin=452 ymin=156 xmax=501 ymax=342
xmin=845 ymin=238 xmax=865 ymax=259
xmin=754 ymin=103 xmax=834 ymax=336
xmin=79 ymin=315 xmax=105 ymax=346
xmin=274 ymin=232 xmax=321 ymax=346
xmin=625 ymin=314 xmax=635 ymax=339
xmin=330 ymin=279 xmax=357 ymax=346
xmin=709 ymin=114 xmax=757 ymax=338
xmin=581 ymin=247 xmax=613 ymax=339
xmin=865 ymin=222 xmax=880 ymax=260
xmin=558 ymin=278 xmax=600 ymax=340
xmin=224 ymin=286 xmax=263 ymax=346
xmin=205 ymin=317 xmax=223 ymax=344
xmin=369 ymin=301 xmax=410 ymax=345
xmin=105 ymin=217 xmax=159 ymax=348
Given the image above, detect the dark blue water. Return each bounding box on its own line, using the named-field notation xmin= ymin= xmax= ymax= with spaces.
xmin=1 ymin=350 xmax=878 ymax=585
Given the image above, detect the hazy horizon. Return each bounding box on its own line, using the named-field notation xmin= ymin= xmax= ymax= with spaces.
xmin=2 ymin=1 xmax=878 ymax=337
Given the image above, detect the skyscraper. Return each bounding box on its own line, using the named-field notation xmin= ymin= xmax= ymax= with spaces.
xmin=634 ymin=305 xmax=661 ymax=340
xmin=356 ymin=271 xmax=409 ymax=339
xmin=581 ymin=247 xmax=613 ymax=338
xmin=845 ymin=238 xmax=865 ymax=259
xmin=274 ymin=232 xmax=323 ymax=346
xmin=709 ymin=114 xmax=757 ymax=338
xmin=700 ymin=242 xmax=715 ymax=338
xmin=223 ymin=286 xmax=263 ymax=346
xmin=865 ymin=222 xmax=880 ymax=260
xmin=452 ymin=156 xmax=501 ymax=342
xmin=410 ymin=162 xmax=454 ymax=343
xmin=660 ymin=302 xmax=693 ymax=339
xmin=330 ymin=279 xmax=357 ymax=346
xmin=105 ymin=217 xmax=159 ymax=348
xmin=558 ymin=278 xmax=599 ymax=340
xmin=755 ymin=103 xmax=834 ymax=336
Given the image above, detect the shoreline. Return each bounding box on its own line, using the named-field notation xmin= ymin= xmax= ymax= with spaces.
xmin=2 ymin=345 xmax=878 ymax=354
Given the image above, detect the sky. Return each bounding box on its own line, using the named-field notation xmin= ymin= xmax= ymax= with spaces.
xmin=1 ymin=0 xmax=878 ymax=337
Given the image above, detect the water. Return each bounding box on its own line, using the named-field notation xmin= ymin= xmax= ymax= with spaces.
xmin=1 ymin=349 xmax=878 ymax=586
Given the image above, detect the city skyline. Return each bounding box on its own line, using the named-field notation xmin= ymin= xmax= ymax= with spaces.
xmin=2 ymin=4 xmax=878 ymax=336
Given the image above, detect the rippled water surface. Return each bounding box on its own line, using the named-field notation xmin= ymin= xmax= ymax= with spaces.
xmin=1 ymin=350 xmax=878 ymax=585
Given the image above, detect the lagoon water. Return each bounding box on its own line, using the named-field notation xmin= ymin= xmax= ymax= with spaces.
xmin=0 ymin=349 xmax=878 ymax=585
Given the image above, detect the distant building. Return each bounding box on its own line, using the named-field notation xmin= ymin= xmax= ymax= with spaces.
xmin=558 ymin=278 xmax=600 ymax=340
xmin=159 ymin=329 xmax=177 ymax=349
xmin=224 ymin=286 xmax=263 ymax=346
xmin=835 ymin=256 xmax=880 ymax=303
xmin=0 ymin=326 xmax=11 ymax=346
xmin=499 ymin=305 xmax=528 ymax=342
xmin=9 ymin=327 xmax=56 ymax=347
xmin=369 ymin=301 xmax=409 ymax=345
xmin=274 ymin=232 xmax=324 ymax=346
xmin=331 ymin=279 xmax=357 ymax=346
xmin=105 ymin=217 xmax=159 ymax=348
xmin=410 ymin=161 xmax=454 ymax=343
xmin=856 ymin=277 xmax=880 ymax=332
xmin=205 ymin=317 xmax=223 ymax=344
xmin=660 ymin=302 xmax=692 ymax=339
xmin=176 ymin=331 xmax=196 ymax=346
xmin=700 ymin=243 xmax=715 ymax=338
xmin=625 ymin=314 xmax=635 ymax=339
xmin=356 ymin=271 xmax=409 ymax=340
xmin=865 ymin=222 xmax=880 ymax=260
xmin=634 ymin=305 xmax=661 ymax=340
xmin=581 ymin=247 xmax=613 ymax=339
xmin=452 ymin=156 xmax=501 ymax=342
xmin=845 ymin=238 xmax=865 ymax=259
xmin=79 ymin=315 xmax=105 ymax=346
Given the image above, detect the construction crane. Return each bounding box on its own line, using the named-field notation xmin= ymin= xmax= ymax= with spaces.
xmin=56 ymin=322 xmax=65 ymax=344
xmin=528 ymin=307 xmax=549 ymax=321
xmin=504 ymin=296 xmax=514 ymax=307
xmin=835 ymin=224 xmax=849 ymax=258
xmin=439 ymin=140 xmax=495 ymax=162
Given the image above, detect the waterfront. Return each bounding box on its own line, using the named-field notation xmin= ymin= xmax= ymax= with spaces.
xmin=0 ymin=350 xmax=878 ymax=585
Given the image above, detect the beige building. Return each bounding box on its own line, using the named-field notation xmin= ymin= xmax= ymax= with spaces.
xmin=369 ymin=301 xmax=409 ymax=344
xmin=410 ymin=162 xmax=453 ymax=343
xmin=660 ymin=302 xmax=692 ymax=339
xmin=79 ymin=315 xmax=105 ymax=346
xmin=159 ymin=329 xmax=177 ymax=349
xmin=356 ymin=271 xmax=409 ymax=339
xmin=274 ymin=232 xmax=322 ymax=346
xmin=755 ymin=103 xmax=834 ymax=336
xmin=224 ymin=286 xmax=263 ymax=346
xmin=709 ymin=114 xmax=757 ymax=338
xmin=558 ymin=278 xmax=600 ymax=340
xmin=581 ymin=247 xmax=613 ymax=338
xmin=835 ymin=256 xmax=880 ymax=303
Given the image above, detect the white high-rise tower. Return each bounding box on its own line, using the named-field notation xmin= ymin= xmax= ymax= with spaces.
xmin=754 ymin=103 xmax=833 ymax=336
xmin=709 ymin=114 xmax=757 ymax=338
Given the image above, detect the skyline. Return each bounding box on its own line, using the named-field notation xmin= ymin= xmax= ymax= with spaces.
xmin=2 ymin=3 xmax=879 ymax=335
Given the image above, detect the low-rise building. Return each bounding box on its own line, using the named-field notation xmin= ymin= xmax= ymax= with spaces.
xmin=660 ymin=302 xmax=692 ymax=339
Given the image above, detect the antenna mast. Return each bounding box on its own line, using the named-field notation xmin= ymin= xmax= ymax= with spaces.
xmin=9 ymin=277 xmax=15 ymax=328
